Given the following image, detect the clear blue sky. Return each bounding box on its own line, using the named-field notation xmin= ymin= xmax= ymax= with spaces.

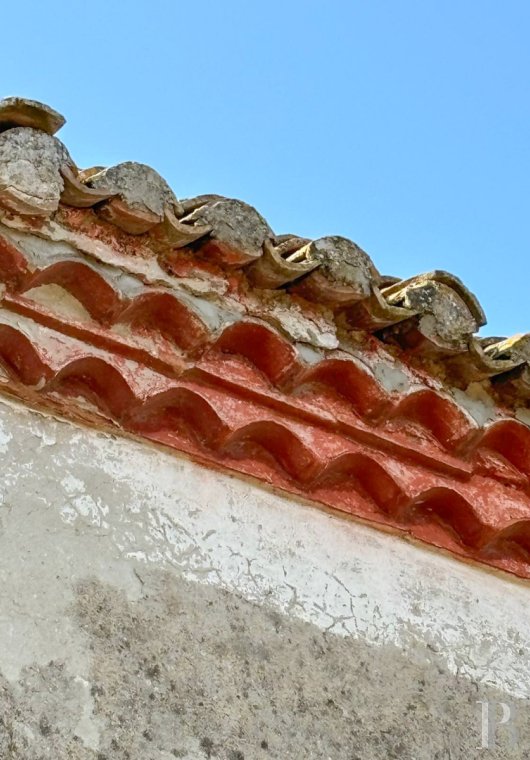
xmin=4 ymin=1 xmax=529 ymax=336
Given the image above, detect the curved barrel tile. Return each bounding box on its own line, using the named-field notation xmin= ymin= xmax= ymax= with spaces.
xmin=183 ymin=198 xmax=273 ymax=266
xmin=311 ymin=451 xmax=407 ymax=514
xmin=0 ymin=234 xmax=29 ymax=286
xmin=402 ymin=486 xmax=493 ymax=550
xmin=387 ymin=388 xmax=476 ymax=450
xmin=290 ymin=236 xmax=379 ymax=307
xmin=245 ymin=237 xmax=318 ymax=288
xmin=87 ymin=162 xmax=183 ymax=234
xmin=381 ymin=271 xmax=485 ymax=355
xmin=127 ymin=386 xmax=229 ymax=446
xmin=49 ymin=356 xmax=137 ymax=419
xmin=482 ymin=520 xmax=530 ymax=562
xmin=223 ymin=420 xmax=320 ymax=482
xmin=213 ymin=321 xmax=298 ymax=385
xmin=471 ymin=419 xmax=530 ymax=481
xmin=60 ymin=164 xmax=117 ymax=208
xmin=0 ymin=324 xmax=51 ymax=385
xmin=0 ymin=97 xmax=65 ymax=135
xmin=291 ymin=358 xmax=391 ymax=419
xmin=1 ymin=97 xmax=530 ymax=579
xmin=117 ymin=292 xmax=208 ymax=351
xmin=0 ymin=128 xmax=71 ymax=215
xmin=21 ymin=260 xmax=123 ymax=324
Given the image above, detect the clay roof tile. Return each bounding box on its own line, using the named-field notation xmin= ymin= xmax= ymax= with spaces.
xmin=0 ymin=97 xmax=529 ymax=580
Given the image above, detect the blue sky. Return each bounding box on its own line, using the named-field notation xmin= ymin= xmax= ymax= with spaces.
xmin=3 ymin=1 xmax=529 ymax=336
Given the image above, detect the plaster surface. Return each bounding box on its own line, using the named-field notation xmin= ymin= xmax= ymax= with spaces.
xmin=0 ymin=397 xmax=528 ymax=758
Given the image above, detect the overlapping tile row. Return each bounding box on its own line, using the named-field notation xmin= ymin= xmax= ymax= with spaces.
xmin=0 ymin=310 xmax=529 ymax=578
xmin=1 ymin=228 xmax=529 ymax=485
xmin=1 ymin=96 xmax=530 ymax=578
xmin=1 ymin=98 xmax=530 ymax=398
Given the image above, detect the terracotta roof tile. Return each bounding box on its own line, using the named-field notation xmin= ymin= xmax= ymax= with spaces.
xmin=0 ymin=97 xmax=530 ymax=579
xmin=0 ymin=97 xmax=65 ymax=135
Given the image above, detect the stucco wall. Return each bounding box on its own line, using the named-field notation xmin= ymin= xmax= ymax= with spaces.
xmin=0 ymin=396 xmax=529 ymax=758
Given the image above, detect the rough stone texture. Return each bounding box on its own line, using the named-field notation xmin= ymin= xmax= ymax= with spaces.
xmin=184 ymin=199 xmax=273 ymax=261
xmin=0 ymin=398 xmax=529 ymax=757
xmin=407 ymin=281 xmax=478 ymax=346
xmin=303 ymin=236 xmax=377 ymax=293
xmin=88 ymin=162 xmax=181 ymax=218
xmin=487 ymin=333 xmax=530 ymax=363
xmin=387 ymin=279 xmax=478 ymax=350
xmin=0 ymin=128 xmax=71 ymax=214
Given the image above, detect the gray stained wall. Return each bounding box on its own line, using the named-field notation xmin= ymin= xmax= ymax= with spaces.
xmin=0 ymin=397 xmax=528 ymax=759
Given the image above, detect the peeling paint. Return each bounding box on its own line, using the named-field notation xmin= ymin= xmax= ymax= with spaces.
xmin=0 ymin=397 xmax=528 ymax=703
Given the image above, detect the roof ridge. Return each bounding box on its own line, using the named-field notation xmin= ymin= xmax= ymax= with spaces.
xmin=1 ymin=97 xmax=530 ymax=580
xmin=0 ymin=97 xmax=527 ymax=406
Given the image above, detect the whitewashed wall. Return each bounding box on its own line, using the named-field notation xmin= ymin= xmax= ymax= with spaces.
xmin=0 ymin=396 xmax=528 ymax=759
